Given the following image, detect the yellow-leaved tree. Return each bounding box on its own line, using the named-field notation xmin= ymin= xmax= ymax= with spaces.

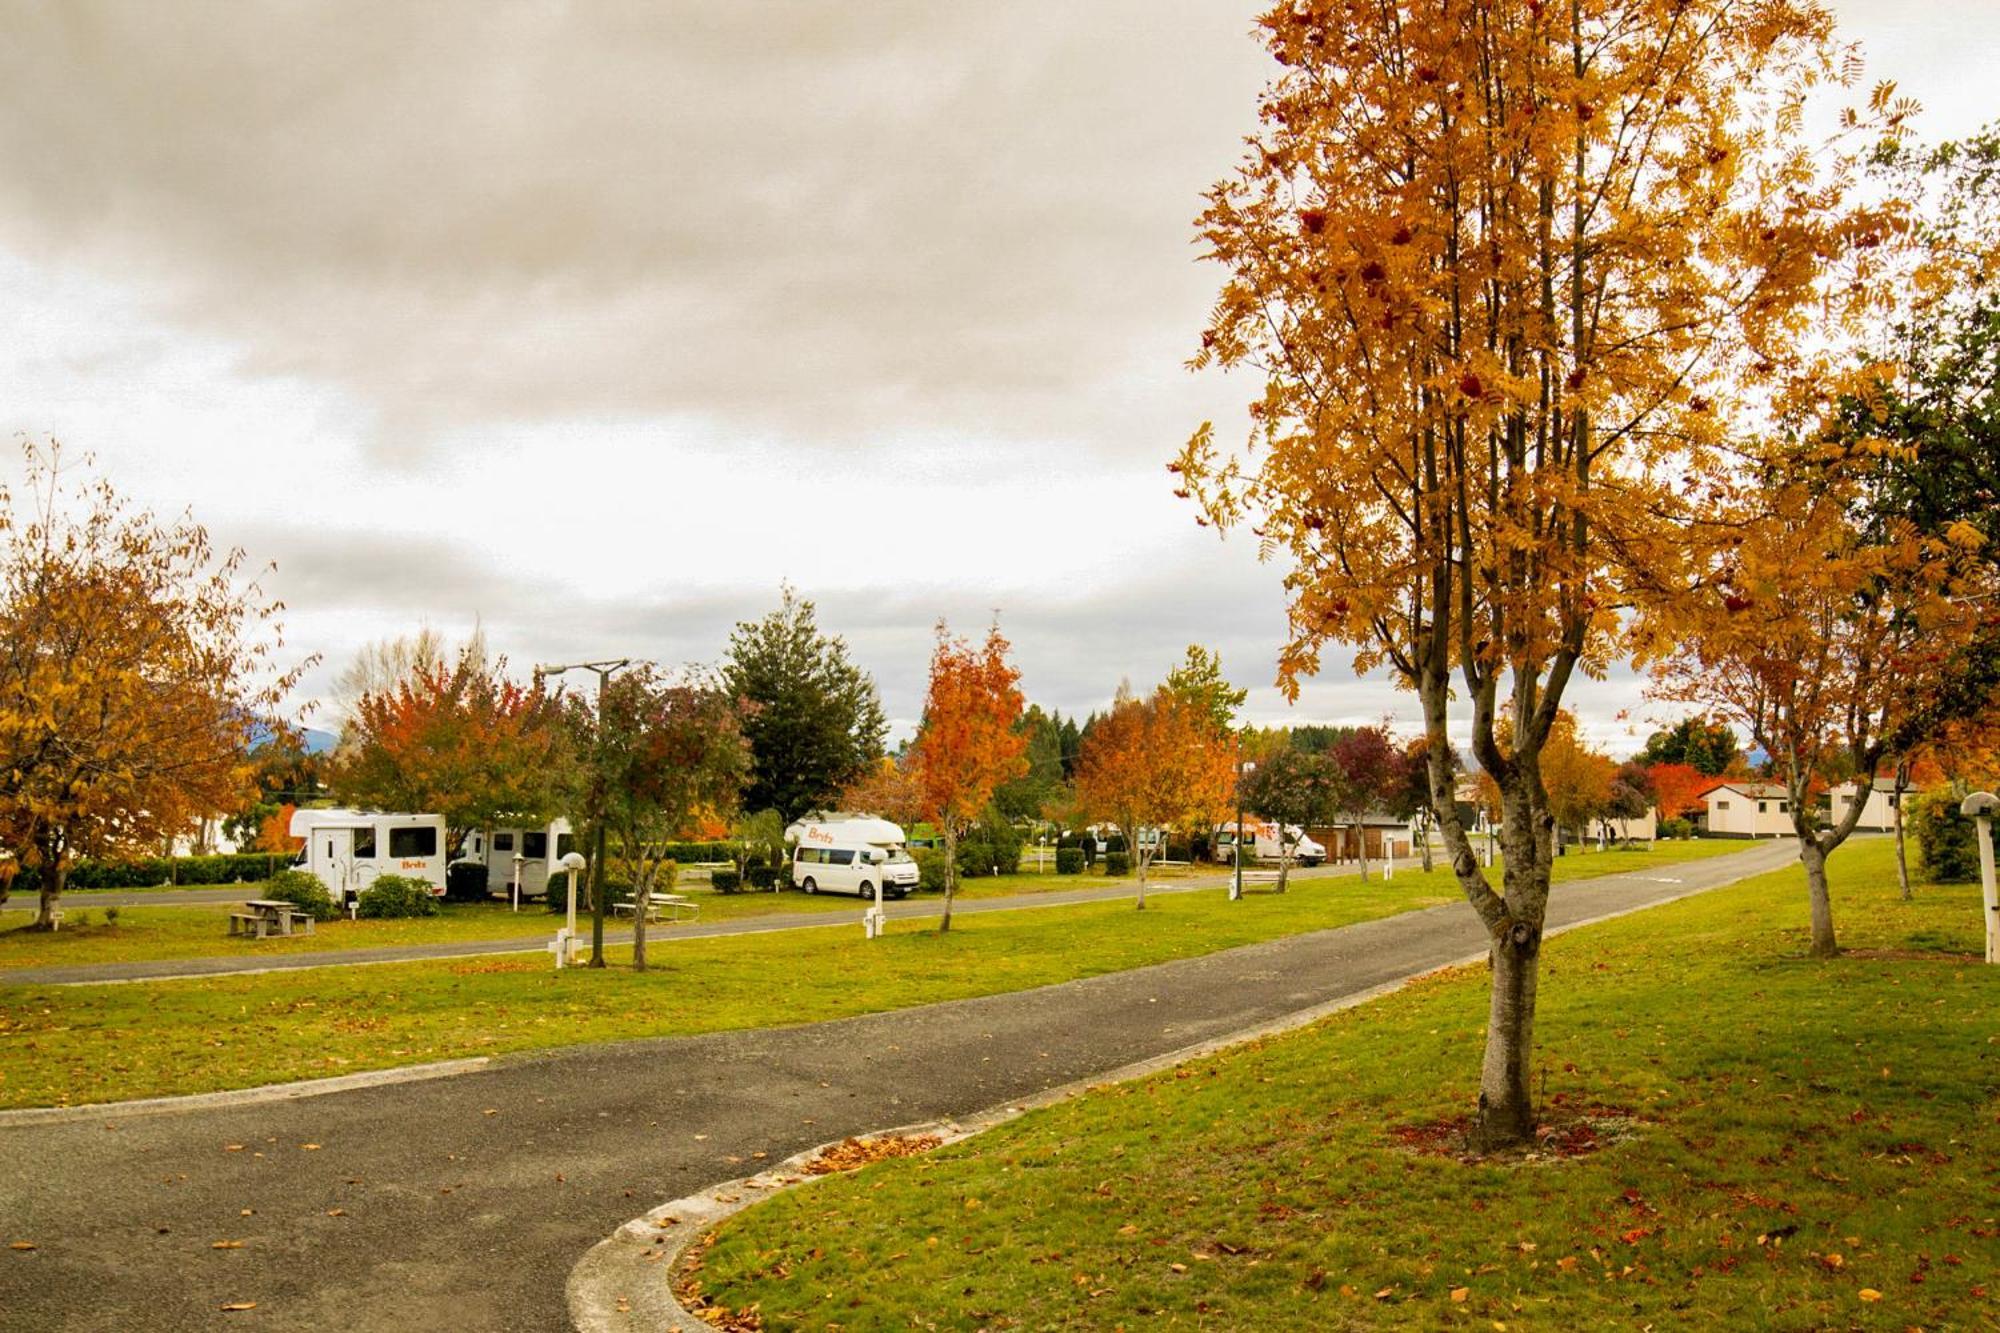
xmin=1180 ymin=0 xmax=1899 ymax=1147
xmin=0 ymin=444 xmax=306 ymax=928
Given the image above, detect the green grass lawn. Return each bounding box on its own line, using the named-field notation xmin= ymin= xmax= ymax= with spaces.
xmin=690 ymin=837 xmax=1998 ymax=1332
xmin=0 ymin=840 xmax=1757 ymax=1111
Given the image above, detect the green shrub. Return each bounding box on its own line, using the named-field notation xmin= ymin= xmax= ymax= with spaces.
xmin=912 ymin=849 xmax=950 ymax=893
xmin=263 ymin=869 xmax=341 ymax=922
xmin=955 ymin=813 xmax=1024 ymax=878
xmin=104 ymin=906 xmax=120 ymax=926
xmin=356 ymin=875 xmax=441 ymax=919
xmin=1658 ymin=817 xmax=1693 ymax=840
xmin=1104 ymin=851 xmax=1131 ymax=876
xmin=745 ymin=864 xmax=779 ymax=891
xmin=710 ymin=869 xmax=742 ymax=893
xmin=1055 ymin=847 xmax=1085 ymax=875
xmin=445 ymin=861 xmax=491 ymax=902
xmin=1104 ymin=833 xmax=1128 ymax=854
xmin=1909 ymin=789 xmax=1979 ymax=882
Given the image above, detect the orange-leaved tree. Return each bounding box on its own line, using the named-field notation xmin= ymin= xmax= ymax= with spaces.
xmin=1180 ymin=0 xmax=1898 ymax=1146
xmin=1644 ymin=762 xmax=1711 ymax=825
xmin=1646 ymin=463 xmax=1984 ymax=956
xmin=1075 ymin=687 xmax=1236 ymax=909
xmin=909 ymin=621 xmax=1027 ymax=932
xmin=337 ymin=645 xmax=574 ymax=857
xmin=0 ymin=442 xmax=306 ymax=928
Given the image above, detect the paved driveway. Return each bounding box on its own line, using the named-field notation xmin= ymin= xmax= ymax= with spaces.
xmin=0 ymin=842 xmax=1798 ymax=1331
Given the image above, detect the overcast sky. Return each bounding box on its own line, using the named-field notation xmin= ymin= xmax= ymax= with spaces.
xmin=2 ymin=1 xmax=1993 ymax=754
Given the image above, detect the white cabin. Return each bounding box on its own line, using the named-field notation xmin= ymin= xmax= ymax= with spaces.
xmin=458 ymin=819 xmax=575 ymax=898
xmin=1702 ymin=783 xmax=1794 ymax=838
xmin=1829 ymin=779 xmax=1901 ymax=833
xmin=288 ymin=808 xmax=448 ymax=903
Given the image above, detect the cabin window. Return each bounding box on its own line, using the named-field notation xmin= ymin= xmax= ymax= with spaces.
xmin=522 ymin=832 xmax=548 ymax=859
xmin=1778 ymin=801 xmax=1788 ymax=813
xmin=830 ymin=849 xmax=855 ymax=866
xmin=1715 ymin=800 xmax=1730 ymax=811
xmin=492 ymin=832 xmax=514 ymax=852
xmin=389 ymin=826 xmax=437 ymax=858
xmin=352 ymin=826 xmax=377 ymax=858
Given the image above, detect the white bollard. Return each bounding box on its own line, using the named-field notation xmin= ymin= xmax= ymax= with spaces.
xmin=1960 ymin=792 xmax=1998 ymax=965
xmin=862 ymin=907 xmax=885 ymax=939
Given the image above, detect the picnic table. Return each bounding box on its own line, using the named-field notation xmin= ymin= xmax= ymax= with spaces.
xmin=228 ymin=898 xmax=316 ymax=939
xmin=612 ymin=892 xmax=699 ymax=924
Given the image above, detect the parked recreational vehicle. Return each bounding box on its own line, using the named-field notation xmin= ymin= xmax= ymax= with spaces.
xmin=288 ymin=808 xmax=448 ymax=903
xmin=785 ymin=815 xmax=920 ymax=899
xmin=457 ymin=819 xmax=575 ymax=899
xmin=1213 ymin=821 xmax=1326 ymax=867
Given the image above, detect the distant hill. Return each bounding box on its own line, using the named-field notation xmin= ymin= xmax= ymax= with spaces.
xmin=301 ymin=727 xmax=338 ymax=755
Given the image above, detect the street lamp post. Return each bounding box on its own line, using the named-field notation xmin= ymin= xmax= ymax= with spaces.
xmin=536 ymin=658 xmax=631 ymax=969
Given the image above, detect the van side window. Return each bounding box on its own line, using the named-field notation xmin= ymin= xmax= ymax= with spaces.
xmin=492 ymin=832 xmax=514 ymax=852
xmin=352 ymin=827 xmax=376 ymax=858
xmin=522 ymin=832 xmax=548 ymax=859
xmin=830 ymin=849 xmax=855 ymax=866
xmin=389 ymin=826 xmax=437 ymax=858
xmin=556 ymin=833 xmax=574 ymax=859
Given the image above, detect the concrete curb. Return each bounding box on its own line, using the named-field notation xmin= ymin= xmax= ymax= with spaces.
xmin=564 ymin=864 xmax=1771 ymax=1332
xmin=0 ymin=1057 xmax=493 ymax=1127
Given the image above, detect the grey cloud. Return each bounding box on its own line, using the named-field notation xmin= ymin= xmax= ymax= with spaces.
xmin=0 ymin=2 xmax=1269 ymax=450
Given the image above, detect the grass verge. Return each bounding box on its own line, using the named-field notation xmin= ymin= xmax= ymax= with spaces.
xmin=691 ymin=837 xmax=1998 ymax=1331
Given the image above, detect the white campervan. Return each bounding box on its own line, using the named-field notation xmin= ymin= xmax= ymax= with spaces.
xmin=458 ymin=819 xmax=575 ymax=899
xmin=289 ymin=808 xmax=449 ymax=904
xmin=1214 ymin=820 xmax=1326 ymax=867
xmin=786 ymin=816 xmax=921 ymax=899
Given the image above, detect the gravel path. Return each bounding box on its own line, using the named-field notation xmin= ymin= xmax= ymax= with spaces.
xmin=0 ymin=841 xmax=1798 ymax=1332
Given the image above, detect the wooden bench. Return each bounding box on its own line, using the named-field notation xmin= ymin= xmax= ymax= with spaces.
xmin=612 ymin=893 xmax=699 ymax=923
xmin=1237 ymin=870 xmax=1284 ymax=893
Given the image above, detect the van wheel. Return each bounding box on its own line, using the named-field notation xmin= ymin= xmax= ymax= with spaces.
xmin=859 ymin=882 xmax=873 ymax=900
xmin=802 ymin=877 xmax=817 ymax=895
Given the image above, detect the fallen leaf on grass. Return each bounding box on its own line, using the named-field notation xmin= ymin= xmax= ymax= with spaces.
xmin=1169 ymin=1262 xmax=1188 ymax=1274
xmin=9 ymin=1242 xmax=35 ymax=1251
xmin=1451 ymin=1287 xmax=1470 ymax=1303
xmin=1859 ymin=1289 xmax=1883 ymax=1303
xmin=299 ymin=1144 xmax=320 ymax=1151
xmin=219 ymin=1302 xmax=256 ymax=1312
xmin=325 ymin=1209 xmax=346 ymax=1218
xmin=212 ymin=1241 xmax=245 ymax=1249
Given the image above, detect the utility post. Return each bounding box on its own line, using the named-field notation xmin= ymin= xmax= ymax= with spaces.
xmin=1961 ymin=792 xmax=1998 ymax=965
xmin=536 ymin=658 xmax=631 ymax=968
xmin=1232 ymin=755 xmax=1256 ymax=902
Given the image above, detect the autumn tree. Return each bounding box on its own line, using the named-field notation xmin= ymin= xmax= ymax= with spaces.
xmin=1323 ymin=725 xmax=1402 ymax=881
xmin=568 ymin=665 xmax=748 ymax=971
xmin=1075 ymin=687 xmax=1237 ymax=908
xmin=1388 ymin=735 xmax=1458 ymax=872
xmin=1648 ymin=467 xmax=1984 ymax=956
xmin=0 ymin=444 xmax=304 ymax=928
xmin=838 ymin=753 xmax=926 ymax=829
xmin=1537 ymin=712 xmax=1615 ymax=847
xmin=336 ymin=645 xmax=573 ymax=857
xmin=724 ymin=585 xmax=888 ymax=822
xmin=1236 ymin=742 xmax=1330 ymax=892
xmin=1181 ymin=1 xmax=1897 ymax=1145
xmin=909 ymin=621 xmax=1027 ymax=932
xmin=1643 ymin=761 xmax=1711 ymax=825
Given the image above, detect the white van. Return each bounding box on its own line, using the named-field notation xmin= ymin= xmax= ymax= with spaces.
xmin=458 ymin=819 xmax=575 ymax=899
xmin=786 ymin=816 xmax=921 ymax=899
xmin=1213 ymin=821 xmax=1325 ymax=867
xmin=288 ymin=808 xmax=449 ymax=903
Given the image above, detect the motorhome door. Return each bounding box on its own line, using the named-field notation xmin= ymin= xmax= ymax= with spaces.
xmin=319 ymin=827 xmax=353 ymax=898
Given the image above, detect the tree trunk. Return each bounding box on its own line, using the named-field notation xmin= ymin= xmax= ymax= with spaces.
xmin=939 ymin=822 xmax=957 ymax=933
xmin=1800 ymin=838 xmax=1838 ymax=958
xmin=1355 ymin=822 xmax=1369 ymax=882
xmin=631 ymin=860 xmax=651 ymax=973
xmin=1478 ymin=917 xmax=1541 ymax=1149
xmin=1893 ymin=764 xmax=1912 ymax=901
xmin=1275 ymin=845 xmax=1290 ymax=895
xmin=33 ymin=857 xmax=65 ymax=931
xmin=1419 ymin=810 xmax=1435 ymax=873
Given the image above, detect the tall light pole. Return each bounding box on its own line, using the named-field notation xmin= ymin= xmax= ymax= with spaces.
xmin=537 ymin=658 xmax=630 ymax=968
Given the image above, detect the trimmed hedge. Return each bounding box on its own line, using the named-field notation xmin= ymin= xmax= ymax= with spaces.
xmin=357 ymin=875 xmax=441 ymax=919
xmin=8 ymin=851 xmax=296 ymax=893
xmin=1104 ymin=851 xmax=1131 ymax=876
xmin=710 ymin=869 xmax=743 ymax=893
xmin=445 ymin=861 xmax=491 ymax=902
xmin=1055 ymin=847 xmax=1086 ymax=875
xmin=746 ymin=864 xmax=780 ymax=891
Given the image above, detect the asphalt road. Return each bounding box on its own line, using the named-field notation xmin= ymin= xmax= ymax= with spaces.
xmin=3 ymin=864 xmax=1362 ymax=987
xmin=0 ymin=841 xmax=1798 ymax=1332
